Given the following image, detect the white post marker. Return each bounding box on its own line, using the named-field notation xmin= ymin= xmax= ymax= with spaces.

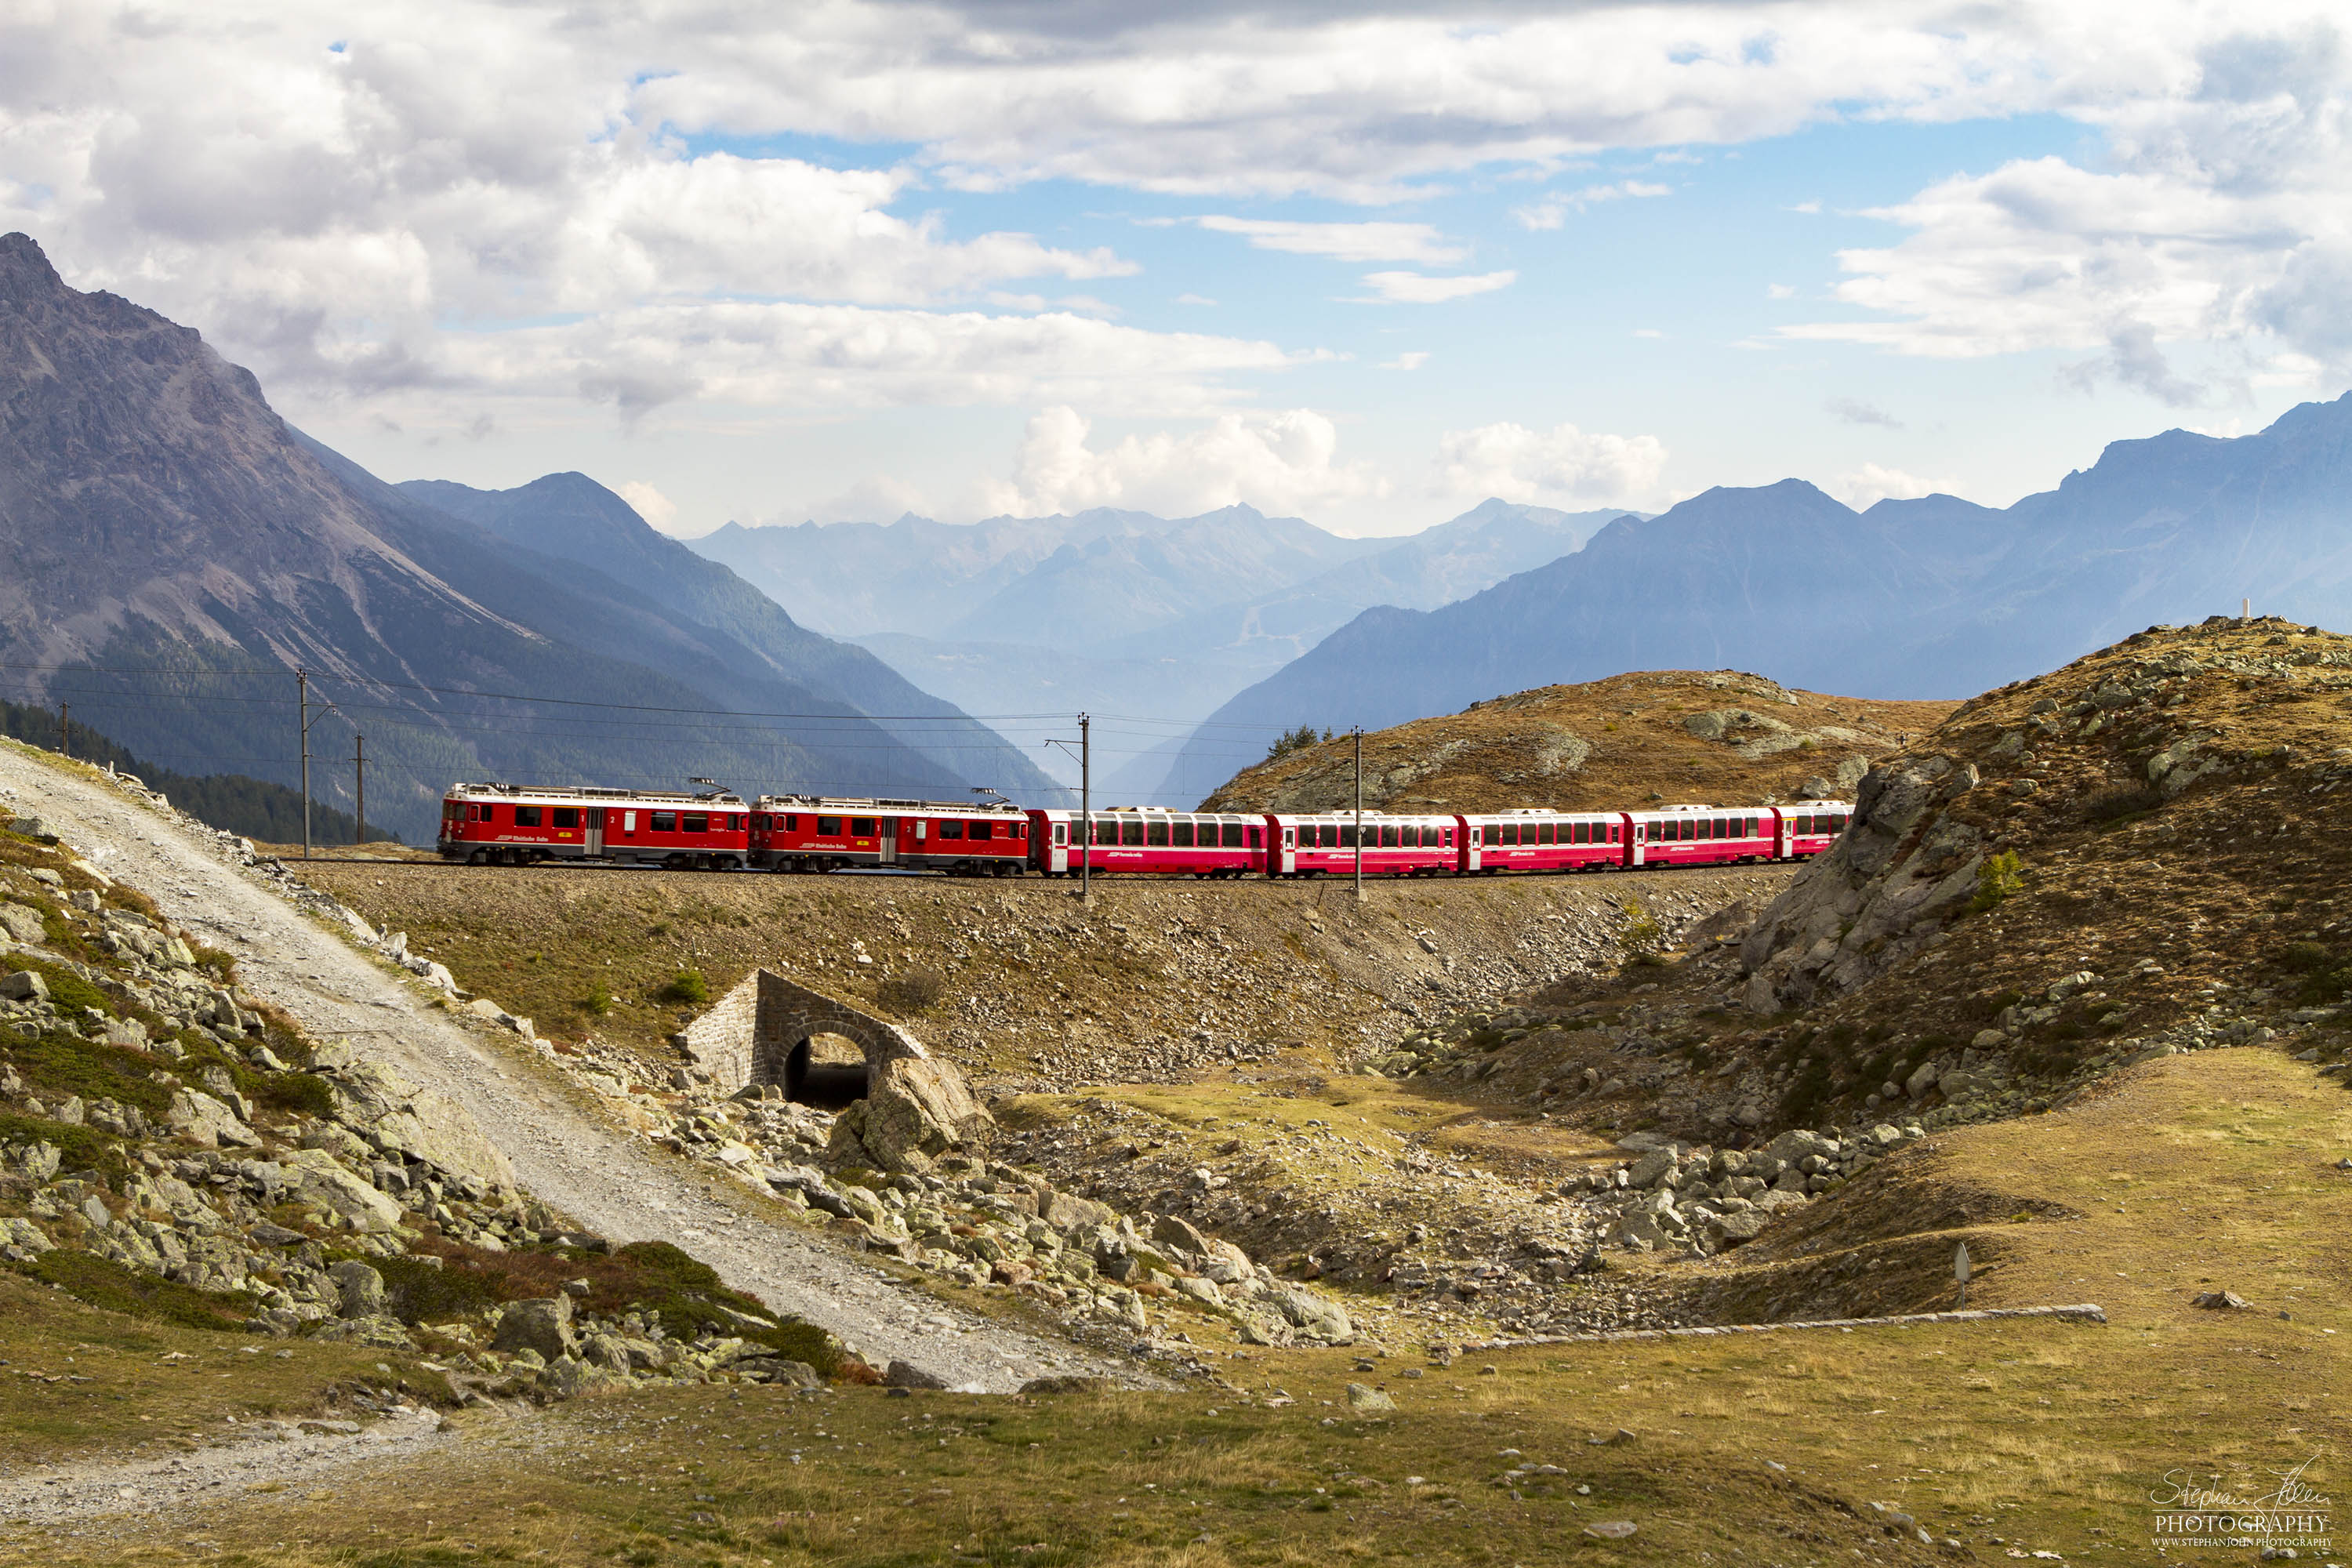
xmin=1955 ymin=1240 xmax=1970 ymax=1310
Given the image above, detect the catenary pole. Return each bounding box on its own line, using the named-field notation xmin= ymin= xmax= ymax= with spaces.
xmin=355 ymin=734 xmax=365 ymax=848
xmin=58 ymin=703 xmax=69 ymax=761
xmin=1079 ymin=712 xmax=1091 ymax=902
xmin=1353 ymin=725 xmax=1363 ymax=898
xmin=298 ymin=668 xmax=310 ymax=861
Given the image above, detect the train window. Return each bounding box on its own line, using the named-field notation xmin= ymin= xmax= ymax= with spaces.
xmin=783 ymin=814 xmax=798 ymax=831
xmin=814 ymin=815 xmax=839 ymax=834
xmin=1339 ymin=825 xmax=1356 ymax=848
xmin=1712 ymin=818 xmax=1727 ymax=839
xmin=1374 ymin=826 xmax=1392 ymax=848
xmin=1174 ymin=821 xmax=1195 ymax=848
xmin=1831 ymin=814 xmax=1849 ymax=832
xmin=681 ymin=814 xmax=707 ymax=834
xmin=1248 ymin=826 xmax=1262 ymax=848
xmin=971 ymin=821 xmax=994 ymax=840
xmin=1147 ymin=820 xmax=1169 ymax=847
xmin=1122 ymin=820 xmax=1144 ymax=848
xmin=1053 ymin=822 xmax=1067 ymax=845
xmin=650 ymin=811 xmax=677 ymax=833
xmin=552 ymin=808 xmax=578 ymax=829
xmin=1745 ymin=816 xmax=1759 ymax=837
xmin=515 ymin=806 xmax=542 ymax=828
xmin=938 ymin=820 xmax=964 ymax=839
xmin=851 ymin=817 xmax=877 ymax=837
xmin=1222 ymin=823 xmax=1245 ymax=849
xmin=1443 ymin=828 xmax=1455 ymax=847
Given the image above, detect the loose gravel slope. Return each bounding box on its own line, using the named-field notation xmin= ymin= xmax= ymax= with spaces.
xmin=0 ymin=743 xmax=1136 ymax=1393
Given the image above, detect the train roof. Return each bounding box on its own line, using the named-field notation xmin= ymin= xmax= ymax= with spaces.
xmin=445 ymin=782 xmax=744 ymax=805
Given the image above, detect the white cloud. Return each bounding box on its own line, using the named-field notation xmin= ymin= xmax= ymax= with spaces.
xmin=1381 ymin=351 xmax=1430 ymax=370
xmin=425 ymin=301 xmax=1307 ymax=421
xmin=1631 ymin=328 xmax=1664 ymax=339
xmin=978 ymin=405 xmax=1387 ymax=519
xmin=615 ymin=480 xmax=681 ymax=533
xmin=1434 ymin=420 xmax=1668 ymax=503
xmin=1825 ymin=397 xmax=1903 ymax=429
xmin=1512 ymin=180 xmax=1672 ymax=230
xmin=1193 ymin=216 xmax=1466 ymax=264
xmin=1790 ymin=200 xmax=1824 ymax=215
xmin=1174 ymin=292 xmax=1218 ymax=306
xmin=1834 ymin=462 xmax=1949 ymax=509
xmin=1766 ymin=283 xmax=1796 ymax=299
xmin=1357 ymin=270 xmax=1517 ymax=304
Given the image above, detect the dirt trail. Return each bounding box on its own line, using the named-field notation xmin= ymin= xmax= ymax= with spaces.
xmin=0 ymin=1408 xmax=452 ymax=1531
xmin=0 ymin=746 xmax=1137 ymax=1395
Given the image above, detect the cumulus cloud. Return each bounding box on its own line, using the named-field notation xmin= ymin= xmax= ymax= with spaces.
xmin=978 ymin=405 xmax=1387 ymax=518
xmin=1781 ymin=21 xmax=2352 ymax=386
xmin=1834 ymin=463 xmax=1948 ymax=509
xmin=1357 ymin=270 xmax=1516 ymax=303
xmin=1192 ymin=216 xmax=1466 ymax=264
xmin=1434 ymin=420 xmax=1668 ymax=503
xmin=615 ymin=480 xmax=681 ymax=533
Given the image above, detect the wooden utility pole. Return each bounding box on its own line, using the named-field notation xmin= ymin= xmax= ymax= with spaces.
xmin=58 ymin=703 xmax=69 ymax=760
xmin=354 ymin=734 xmax=365 ymax=847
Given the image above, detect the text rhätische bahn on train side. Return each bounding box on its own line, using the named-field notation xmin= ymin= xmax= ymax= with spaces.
xmin=436 ymin=782 xmax=1851 ymax=879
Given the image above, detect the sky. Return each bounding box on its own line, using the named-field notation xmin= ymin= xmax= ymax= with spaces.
xmin=5 ymin=1 xmax=2349 ymax=539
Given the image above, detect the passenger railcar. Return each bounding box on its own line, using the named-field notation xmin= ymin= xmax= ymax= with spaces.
xmin=1777 ymin=802 xmax=1852 ymax=858
xmin=1270 ymin=811 xmax=1458 ymax=877
xmin=1624 ymin=804 xmax=1778 ymax=868
xmin=437 ymin=783 xmax=750 ymax=868
xmin=750 ymin=797 xmax=1031 ymax=874
xmin=1025 ymin=808 xmax=1264 ymax=877
xmin=1458 ymin=809 xmax=1629 ymax=873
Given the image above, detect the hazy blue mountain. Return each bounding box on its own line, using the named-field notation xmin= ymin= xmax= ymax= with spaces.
xmin=0 ymin=230 xmax=1036 ymax=840
xmin=712 ymin=498 xmax=1632 ymax=792
xmin=397 ymin=474 xmax=1066 ymax=802
xmin=691 ymin=507 xmax=1174 ymax=637
xmin=1158 ymin=394 xmax=2352 ymax=800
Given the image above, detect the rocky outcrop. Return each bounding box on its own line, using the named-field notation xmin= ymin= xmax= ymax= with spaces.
xmin=826 ymin=1057 xmax=993 ymax=1174
xmin=1740 ymin=754 xmax=1985 ymax=1009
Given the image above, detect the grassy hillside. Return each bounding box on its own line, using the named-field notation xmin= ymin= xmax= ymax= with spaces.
xmin=1203 ymin=669 xmax=1956 ymax=815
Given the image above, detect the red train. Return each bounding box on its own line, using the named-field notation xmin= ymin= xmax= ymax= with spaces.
xmin=438 ymin=786 xmax=1852 ymax=879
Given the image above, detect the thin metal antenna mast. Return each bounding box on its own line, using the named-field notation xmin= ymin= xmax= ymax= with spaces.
xmin=298 ymin=669 xmax=310 ymax=860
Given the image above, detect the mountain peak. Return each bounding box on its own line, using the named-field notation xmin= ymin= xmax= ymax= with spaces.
xmin=0 ymin=230 xmax=64 ymax=292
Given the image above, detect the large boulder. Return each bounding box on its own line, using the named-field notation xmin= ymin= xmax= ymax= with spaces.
xmin=280 ymin=1147 xmax=404 ymax=1232
xmin=493 ymin=1295 xmax=579 ymax=1361
xmin=826 ymin=1058 xmax=993 ymax=1174
xmin=327 ymin=1059 xmax=514 ymax=1193
xmin=166 ymin=1088 xmax=261 ymax=1149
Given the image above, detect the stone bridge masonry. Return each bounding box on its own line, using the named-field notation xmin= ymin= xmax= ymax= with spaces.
xmin=676 ymin=969 xmax=929 ymax=1100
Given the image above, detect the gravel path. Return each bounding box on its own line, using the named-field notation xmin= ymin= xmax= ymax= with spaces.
xmin=0 ymin=746 xmax=1142 ymax=1397
xmin=0 ymin=1408 xmax=452 ymax=1531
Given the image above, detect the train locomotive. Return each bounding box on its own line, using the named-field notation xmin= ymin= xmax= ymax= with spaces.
xmin=438 ymin=783 xmax=1851 ymax=879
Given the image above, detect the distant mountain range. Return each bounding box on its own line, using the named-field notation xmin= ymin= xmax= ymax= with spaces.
xmin=1157 ymin=393 xmax=2352 ymax=800
xmin=695 ymin=498 xmax=1632 ymax=792
xmin=0 ymin=232 xmax=1060 ymax=841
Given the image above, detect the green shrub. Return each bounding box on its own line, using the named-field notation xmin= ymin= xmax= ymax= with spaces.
xmin=1968 ymin=851 xmax=2024 ymax=914
xmin=659 ymin=969 xmax=710 ymax=1007
xmin=1617 ymin=898 xmax=1663 ymax=962
xmin=252 ymin=1071 xmax=336 ymax=1119
xmin=0 ymin=1109 xmax=125 ymax=1174
xmin=4 ymin=1032 xmax=173 ymax=1118
xmin=583 ymin=981 xmax=614 ymax=1018
xmin=13 ymin=1249 xmax=256 ymax=1331
xmin=371 ymin=1253 xmax=501 ymax=1324
xmin=13 ymin=959 xmax=113 ymax=1018
xmin=2281 ymin=941 xmax=2335 ymax=974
